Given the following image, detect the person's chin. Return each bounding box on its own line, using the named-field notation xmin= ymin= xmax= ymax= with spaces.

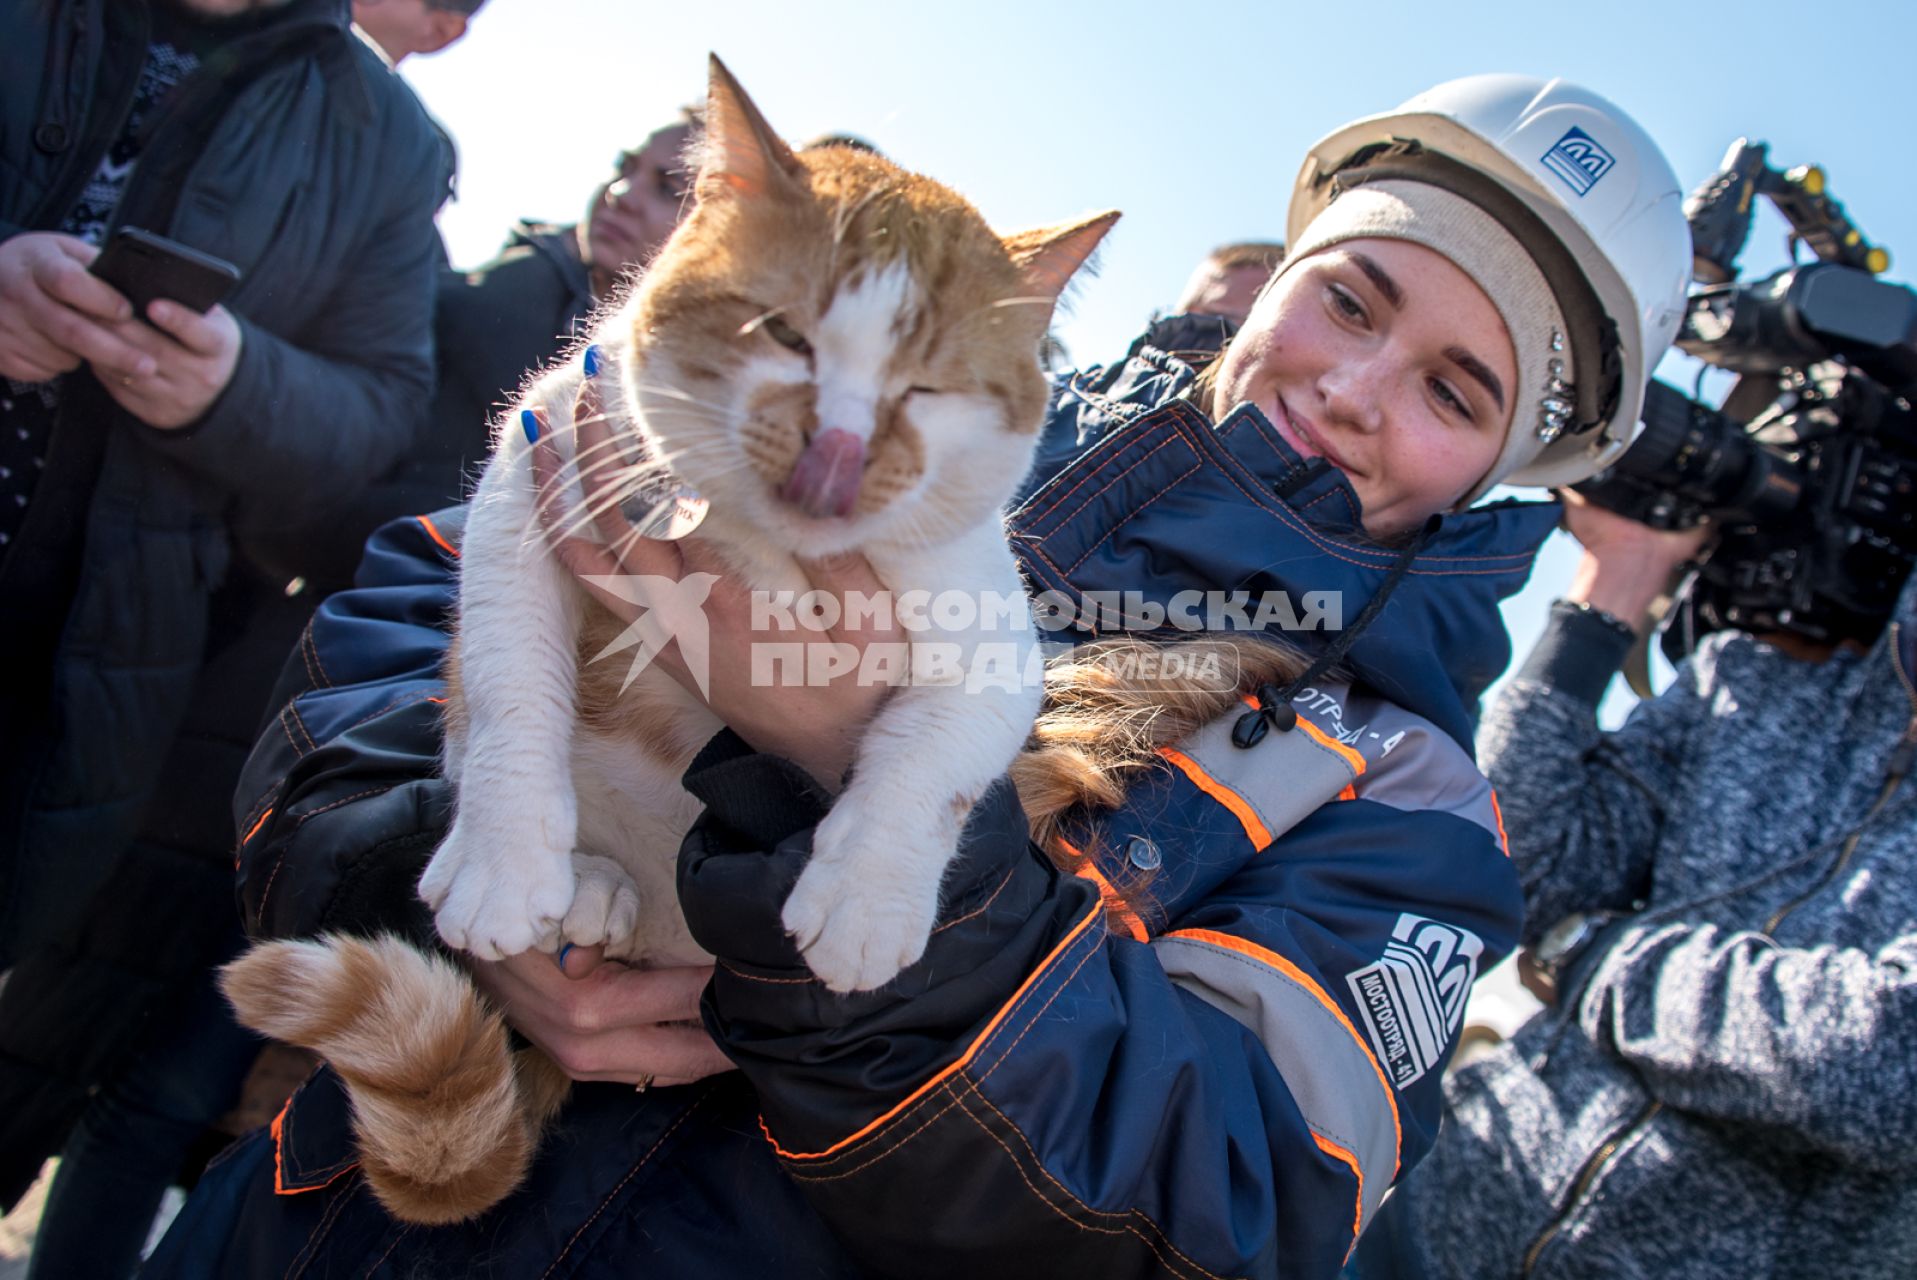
xmin=590 ymin=225 xmax=638 ymax=266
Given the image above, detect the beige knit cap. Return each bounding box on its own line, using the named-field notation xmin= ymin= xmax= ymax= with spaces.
xmin=1272 ymin=179 xmax=1574 ymax=505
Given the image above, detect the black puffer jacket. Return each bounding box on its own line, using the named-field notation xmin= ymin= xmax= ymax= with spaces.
xmin=0 ymin=0 xmax=445 ymax=1204
xmin=309 ymin=220 xmax=596 ymax=587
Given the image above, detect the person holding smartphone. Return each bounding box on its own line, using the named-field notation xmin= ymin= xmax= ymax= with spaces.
xmin=0 ymin=1 xmax=450 ymax=1275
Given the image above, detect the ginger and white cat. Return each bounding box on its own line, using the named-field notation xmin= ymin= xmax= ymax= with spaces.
xmin=222 ymin=56 xmax=1115 ymax=1225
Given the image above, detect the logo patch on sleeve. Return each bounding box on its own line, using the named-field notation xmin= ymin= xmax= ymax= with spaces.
xmin=1346 ymin=913 xmax=1484 ymax=1089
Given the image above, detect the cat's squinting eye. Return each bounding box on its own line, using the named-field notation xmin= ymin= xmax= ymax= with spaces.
xmin=761 ymin=315 xmax=813 ymax=356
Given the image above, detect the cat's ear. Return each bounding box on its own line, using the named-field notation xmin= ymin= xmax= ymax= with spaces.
xmin=698 ymin=55 xmax=804 ymax=201
xmin=1001 ymin=211 xmax=1122 ymax=300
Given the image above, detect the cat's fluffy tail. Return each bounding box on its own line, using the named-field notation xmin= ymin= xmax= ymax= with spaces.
xmin=220 ymin=933 xmax=569 ymax=1225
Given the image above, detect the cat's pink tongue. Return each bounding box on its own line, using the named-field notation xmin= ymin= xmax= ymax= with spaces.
xmin=781 ymin=429 xmax=865 ymax=519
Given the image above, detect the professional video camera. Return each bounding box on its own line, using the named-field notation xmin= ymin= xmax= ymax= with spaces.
xmin=1575 ymin=140 xmax=1917 ymax=658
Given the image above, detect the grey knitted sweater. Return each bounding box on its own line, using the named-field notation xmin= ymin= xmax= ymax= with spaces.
xmin=1387 ymin=582 xmax=1917 ymax=1279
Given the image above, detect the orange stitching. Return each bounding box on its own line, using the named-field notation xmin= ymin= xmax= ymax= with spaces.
xmin=1293 ymin=717 xmax=1367 ymax=776
xmin=1027 ymin=404 xmax=1536 ymax=583
xmin=330 ymin=690 xmax=445 ymax=741
xmin=1162 ymin=928 xmax=1402 ymax=1174
xmin=963 ymin=1079 xmax=1230 ymax=1279
xmin=277 ymin=1096 xmax=360 ymax=1188
xmin=717 ymin=961 xmax=818 ymax=986
xmin=298 ymin=628 xmax=322 ymax=690
xmin=288 ymin=703 xmax=319 ymax=754
xmin=764 ymin=903 xmax=1103 ymax=1163
xmin=1489 ymin=788 xmax=1511 ymax=859
xmin=359 ymin=1227 xmax=410 ymax=1278
xmin=294 ymin=786 xmax=398 ymax=828
xmin=256 ymin=858 xmax=289 ymax=931
xmin=1022 ymin=419 xmax=1183 ymax=530
xmin=284 ymin=1179 xmax=357 ymax=1280
xmin=1311 ymin=1132 xmax=1364 ymax=1255
xmin=972 ymin=914 xmax=1107 ymax=1086
xmin=537 ymin=1089 xmax=709 ymax=1278
xmin=1231 ymin=413 xmax=1292 ymax=470
xmin=1072 ymin=858 xmax=1148 ymax=942
xmin=279 ymin=710 xmax=308 ymax=760
xmin=771 ymin=913 xmax=1110 ymax=1176
xmin=950 ymin=1085 xmax=1227 ymax=1279
xmin=932 ymin=866 xmax=1018 ymax=935
xmin=772 ymin=1092 xmax=973 ymax=1184
xmin=1063 ymin=461 xmax=1204 ymax=575
xmin=255 ymin=786 xmax=398 ymax=927
xmin=1158 ymin=746 xmax=1273 ymax=848
xmin=1029 ymin=431 xmax=1189 ymax=540
xmin=304 ymin=627 xmax=334 ymax=689
xmin=1183 ymin=414 xmax=1535 ymax=573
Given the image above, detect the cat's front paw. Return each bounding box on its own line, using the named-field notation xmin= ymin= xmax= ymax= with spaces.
xmin=419 ymin=825 xmax=576 ymax=960
xmin=559 ymin=852 xmax=642 ymax=951
xmin=781 ymin=816 xmax=945 ymax=993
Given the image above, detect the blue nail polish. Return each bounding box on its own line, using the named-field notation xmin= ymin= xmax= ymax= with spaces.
xmin=521 ymin=408 xmax=540 ymax=444
xmin=583 ymin=344 xmax=603 ymax=378
xmin=556 ymin=942 xmax=574 ymax=973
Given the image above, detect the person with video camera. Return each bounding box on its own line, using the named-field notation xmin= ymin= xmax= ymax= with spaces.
xmin=1348 ymin=478 xmax=1917 ymax=1276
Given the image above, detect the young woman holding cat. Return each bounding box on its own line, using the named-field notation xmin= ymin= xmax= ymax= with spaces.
xmin=145 ymin=75 xmax=1689 ymax=1279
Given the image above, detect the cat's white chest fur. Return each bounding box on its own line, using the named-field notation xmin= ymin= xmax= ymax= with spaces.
xmin=568 ymin=725 xmax=712 ymax=967
xmin=419 ymin=299 xmax=1051 ymax=991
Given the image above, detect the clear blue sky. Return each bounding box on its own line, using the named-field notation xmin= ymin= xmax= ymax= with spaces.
xmin=401 ymin=0 xmax=1917 ymax=721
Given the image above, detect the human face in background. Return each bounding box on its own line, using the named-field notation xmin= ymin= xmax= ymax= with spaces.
xmin=351 ymin=0 xmax=472 ymax=63
xmin=583 ymin=125 xmax=694 ymax=284
xmin=1212 ymin=238 xmax=1516 ymax=538
xmin=1177 ymin=260 xmax=1277 ymax=327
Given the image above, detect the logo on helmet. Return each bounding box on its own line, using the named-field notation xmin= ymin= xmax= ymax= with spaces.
xmin=1541 ymin=126 xmax=1616 ymax=197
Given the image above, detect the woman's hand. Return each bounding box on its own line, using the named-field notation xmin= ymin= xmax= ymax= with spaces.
xmin=467 ymin=945 xmax=733 ymax=1087
xmin=1559 ymin=489 xmax=1712 ymax=632
xmin=527 ymin=373 xmax=904 ymax=787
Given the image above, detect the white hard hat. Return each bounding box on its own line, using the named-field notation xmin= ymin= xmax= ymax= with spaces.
xmin=1288 ymin=75 xmax=1692 ymax=489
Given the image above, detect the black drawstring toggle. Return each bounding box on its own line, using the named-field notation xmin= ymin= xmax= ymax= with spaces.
xmin=1228 ymin=515 xmax=1439 ymax=751
xmin=1232 ymin=683 xmax=1297 ymax=748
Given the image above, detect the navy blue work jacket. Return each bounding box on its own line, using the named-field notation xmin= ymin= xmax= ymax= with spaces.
xmin=148 ymin=337 xmax=1555 ymax=1279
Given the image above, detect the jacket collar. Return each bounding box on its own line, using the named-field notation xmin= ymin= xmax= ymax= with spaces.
xmin=1014 ymin=341 xmax=1560 ymax=753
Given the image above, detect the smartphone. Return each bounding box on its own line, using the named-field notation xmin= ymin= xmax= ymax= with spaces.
xmin=88 ymin=228 xmax=241 ymax=316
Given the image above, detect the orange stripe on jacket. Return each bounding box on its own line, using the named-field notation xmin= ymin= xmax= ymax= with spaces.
xmin=1293 ymin=717 xmax=1367 ymax=777
xmin=271 ymin=1098 xmax=357 ymax=1196
xmin=1488 ymin=789 xmax=1511 ymax=858
xmin=763 ymin=901 xmax=1104 ymax=1162
xmin=1056 ymin=837 xmax=1149 ymax=943
xmin=241 ymin=806 xmax=274 ymax=847
xmin=1158 ymin=746 xmax=1274 ymax=849
xmin=1312 ymin=1132 xmax=1364 ymax=1254
xmin=1237 ymin=694 xmax=1369 ymax=778
xmin=415 ymin=514 xmax=459 ymax=558
xmin=1163 ymin=926 xmax=1402 ymax=1175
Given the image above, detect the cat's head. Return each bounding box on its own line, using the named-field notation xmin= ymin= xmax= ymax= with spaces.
xmin=617 ymin=56 xmax=1117 ymax=558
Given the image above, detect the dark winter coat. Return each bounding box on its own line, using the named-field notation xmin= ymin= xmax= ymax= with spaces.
xmin=0 ymin=0 xmax=446 ymax=1206
xmin=303 ymin=220 xmax=596 ymax=590
xmin=1383 ymin=590 xmax=1917 ymax=1278
xmin=148 ymin=339 xmax=1556 ymax=1277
